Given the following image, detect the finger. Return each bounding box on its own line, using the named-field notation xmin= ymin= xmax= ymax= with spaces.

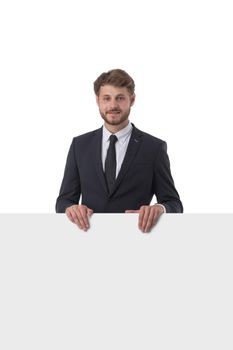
xmin=144 ymin=208 xmax=157 ymax=233
xmin=78 ymin=206 xmax=90 ymax=230
xmin=145 ymin=207 xmax=164 ymax=233
xmin=153 ymin=208 xmax=163 ymax=226
xmin=141 ymin=206 xmax=150 ymax=232
xmin=138 ymin=206 xmax=146 ymax=230
xmin=71 ymin=206 xmax=87 ymax=230
xmin=87 ymin=208 xmax=93 ymax=217
xmin=125 ymin=210 xmax=140 ymax=213
xmin=66 ymin=208 xmax=75 ymax=223
xmin=70 ymin=207 xmax=83 ymax=229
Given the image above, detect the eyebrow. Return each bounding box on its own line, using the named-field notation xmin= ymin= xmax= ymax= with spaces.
xmin=102 ymin=94 xmax=125 ymax=97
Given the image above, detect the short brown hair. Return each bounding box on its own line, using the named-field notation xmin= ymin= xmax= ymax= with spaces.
xmin=94 ymin=69 xmax=135 ymax=96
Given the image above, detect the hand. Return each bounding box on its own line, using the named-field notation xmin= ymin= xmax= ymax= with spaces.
xmin=125 ymin=205 xmax=164 ymax=233
xmin=65 ymin=204 xmax=93 ymax=231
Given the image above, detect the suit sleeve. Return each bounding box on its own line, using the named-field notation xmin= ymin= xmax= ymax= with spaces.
xmin=55 ymin=138 xmax=81 ymax=213
xmin=153 ymin=141 xmax=183 ymax=213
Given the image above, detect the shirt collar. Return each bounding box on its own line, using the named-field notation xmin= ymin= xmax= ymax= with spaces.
xmin=102 ymin=122 xmax=133 ymax=145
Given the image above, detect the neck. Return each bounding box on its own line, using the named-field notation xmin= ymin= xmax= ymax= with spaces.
xmin=104 ymin=120 xmax=129 ymax=134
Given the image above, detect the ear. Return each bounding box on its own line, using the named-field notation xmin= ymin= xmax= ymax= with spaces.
xmin=130 ymin=93 xmax=136 ymax=107
xmin=95 ymin=94 xmax=99 ymax=106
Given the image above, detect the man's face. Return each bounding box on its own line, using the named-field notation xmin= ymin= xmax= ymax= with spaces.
xmin=96 ymin=85 xmax=135 ymax=127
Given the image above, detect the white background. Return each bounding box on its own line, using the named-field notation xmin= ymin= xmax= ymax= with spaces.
xmin=0 ymin=0 xmax=232 ymax=212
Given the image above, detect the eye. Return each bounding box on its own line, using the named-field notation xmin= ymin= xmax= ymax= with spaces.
xmin=103 ymin=97 xmax=110 ymax=101
xmin=117 ymin=96 xmax=124 ymax=101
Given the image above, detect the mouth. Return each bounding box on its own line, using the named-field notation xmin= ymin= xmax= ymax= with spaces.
xmin=108 ymin=111 xmax=121 ymax=115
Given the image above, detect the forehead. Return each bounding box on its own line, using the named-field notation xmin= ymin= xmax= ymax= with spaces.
xmin=99 ymin=84 xmax=129 ymax=96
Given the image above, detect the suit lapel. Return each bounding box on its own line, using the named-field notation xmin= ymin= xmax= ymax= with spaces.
xmin=91 ymin=127 xmax=109 ymax=195
xmin=91 ymin=125 xmax=143 ymax=198
xmin=109 ymin=125 xmax=143 ymax=197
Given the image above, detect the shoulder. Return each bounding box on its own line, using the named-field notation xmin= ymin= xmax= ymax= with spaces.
xmin=72 ymin=127 xmax=102 ymax=145
xmin=133 ymin=124 xmax=166 ymax=148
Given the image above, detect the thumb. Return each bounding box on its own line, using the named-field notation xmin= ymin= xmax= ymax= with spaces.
xmin=87 ymin=208 xmax=93 ymax=216
xmin=125 ymin=210 xmax=140 ymax=213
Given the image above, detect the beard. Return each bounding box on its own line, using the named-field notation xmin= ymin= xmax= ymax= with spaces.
xmin=99 ymin=108 xmax=131 ymax=126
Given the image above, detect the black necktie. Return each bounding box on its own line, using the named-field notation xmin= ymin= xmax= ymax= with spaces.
xmin=105 ymin=134 xmax=118 ymax=193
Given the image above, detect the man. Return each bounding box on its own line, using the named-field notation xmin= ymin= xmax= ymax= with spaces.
xmin=56 ymin=69 xmax=183 ymax=232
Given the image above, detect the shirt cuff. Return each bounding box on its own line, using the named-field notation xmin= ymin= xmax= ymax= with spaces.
xmin=154 ymin=204 xmax=166 ymax=213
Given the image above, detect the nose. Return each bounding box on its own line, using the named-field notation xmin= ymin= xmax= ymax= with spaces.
xmin=109 ymin=99 xmax=119 ymax=110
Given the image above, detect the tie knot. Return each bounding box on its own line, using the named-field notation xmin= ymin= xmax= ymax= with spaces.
xmin=109 ymin=134 xmax=118 ymax=145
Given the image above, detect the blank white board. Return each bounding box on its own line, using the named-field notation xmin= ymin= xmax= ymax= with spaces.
xmin=0 ymin=214 xmax=233 ymax=349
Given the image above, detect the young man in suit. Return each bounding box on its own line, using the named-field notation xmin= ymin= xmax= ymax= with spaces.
xmin=56 ymin=69 xmax=183 ymax=232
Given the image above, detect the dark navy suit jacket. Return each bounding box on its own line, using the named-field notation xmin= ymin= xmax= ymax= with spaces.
xmin=55 ymin=124 xmax=183 ymax=213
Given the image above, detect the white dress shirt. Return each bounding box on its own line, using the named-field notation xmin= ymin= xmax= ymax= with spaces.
xmin=102 ymin=122 xmax=133 ymax=177
xmin=102 ymin=122 xmax=166 ymax=213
